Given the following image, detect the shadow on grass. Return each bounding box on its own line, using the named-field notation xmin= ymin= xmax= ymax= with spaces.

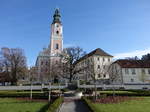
xmin=38 ymin=102 xmax=50 ymax=112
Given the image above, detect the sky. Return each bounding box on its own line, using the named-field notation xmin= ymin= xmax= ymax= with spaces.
xmin=0 ymin=0 xmax=150 ymax=66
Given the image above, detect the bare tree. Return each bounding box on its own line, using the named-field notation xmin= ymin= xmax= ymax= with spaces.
xmin=141 ymin=53 xmax=150 ymax=61
xmin=0 ymin=47 xmax=27 ymax=85
xmin=84 ymin=57 xmax=108 ymax=101
xmin=60 ymin=46 xmax=86 ymax=82
xmin=29 ymin=66 xmax=38 ymax=82
xmin=108 ymin=63 xmax=121 ymax=96
xmin=125 ymin=56 xmax=139 ymax=60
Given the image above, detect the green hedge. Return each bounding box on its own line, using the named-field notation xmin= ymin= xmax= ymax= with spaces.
xmin=0 ymin=91 xmax=49 ymax=99
xmin=99 ymin=91 xmax=150 ymax=97
xmin=47 ymin=97 xmax=63 ymax=112
xmin=82 ymin=97 xmax=98 ymax=112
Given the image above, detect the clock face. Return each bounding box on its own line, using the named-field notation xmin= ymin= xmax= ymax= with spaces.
xmin=55 ymin=28 xmax=61 ymax=35
xmin=54 ymin=23 xmax=62 ymax=36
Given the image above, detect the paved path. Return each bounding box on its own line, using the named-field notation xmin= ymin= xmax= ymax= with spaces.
xmin=59 ymin=92 xmax=91 ymax=112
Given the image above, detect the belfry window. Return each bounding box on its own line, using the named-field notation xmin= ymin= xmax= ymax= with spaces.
xmin=56 ymin=30 xmax=59 ymax=35
xmin=56 ymin=43 xmax=59 ymax=49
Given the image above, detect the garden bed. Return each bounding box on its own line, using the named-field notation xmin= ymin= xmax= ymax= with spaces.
xmin=95 ymin=96 xmax=142 ymax=104
xmin=83 ymin=96 xmax=150 ymax=112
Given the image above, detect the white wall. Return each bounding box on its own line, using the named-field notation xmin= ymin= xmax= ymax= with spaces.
xmin=74 ymin=55 xmax=113 ymax=81
xmin=94 ymin=56 xmax=112 ymax=79
xmin=122 ymin=68 xmax=150 ymax=84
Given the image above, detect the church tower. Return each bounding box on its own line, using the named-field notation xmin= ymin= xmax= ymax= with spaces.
xmin=50 ymin=8 xmax=63 ymax=57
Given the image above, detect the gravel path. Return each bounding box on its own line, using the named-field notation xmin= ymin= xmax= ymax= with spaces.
xmin=59 ymin=94 xmax=91 ymax=112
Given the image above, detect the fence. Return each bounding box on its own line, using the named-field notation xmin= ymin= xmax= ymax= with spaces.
xmin=78 ymin=84 xmax=150 ymax=90
xmin=0 ymin=84 xmax=68 ymax=91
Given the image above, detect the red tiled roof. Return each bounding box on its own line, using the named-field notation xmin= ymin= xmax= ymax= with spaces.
xmin=114 ymin=59 xmax=150 ymax=68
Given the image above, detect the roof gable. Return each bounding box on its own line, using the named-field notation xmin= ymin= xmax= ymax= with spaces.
xmin=75 ymin=48 xmax=113 ymax=64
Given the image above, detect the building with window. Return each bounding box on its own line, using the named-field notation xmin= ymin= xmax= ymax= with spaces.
xmin=35 ymin=9 xmax=63 ymax=82
xmin=111 ymin=60 xmax=150 ymax=84
xmin=74 ymin=48 xmax=113 ymax=83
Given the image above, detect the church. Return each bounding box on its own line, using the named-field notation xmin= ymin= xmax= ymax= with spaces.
xmin=35 ymin=9 xmax=63 ymax=83
xmin=35 ymin=8 xmax=114 ymax=83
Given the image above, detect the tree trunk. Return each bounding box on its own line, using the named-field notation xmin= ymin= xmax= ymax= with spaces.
xmin=30 ymin=83 xmax=32 ymax=99
xmin=113 ymin=84 xmax=115 ymax=97
xmin=48 ymin=83 xmax=51 ymax=102
xmin=94 ymin=79 xmax=97 ymax=102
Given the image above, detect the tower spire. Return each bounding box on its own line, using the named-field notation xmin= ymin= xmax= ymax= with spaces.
xmin=52 ymin=8 xmax=61 ymax=24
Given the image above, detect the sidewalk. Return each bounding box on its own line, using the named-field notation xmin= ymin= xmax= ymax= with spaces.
xmin=59 ymin=92 xmax=91 ymax=112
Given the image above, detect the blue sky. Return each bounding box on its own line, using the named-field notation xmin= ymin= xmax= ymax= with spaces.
xmin=0 ymin=0 xmax=150 ymax=66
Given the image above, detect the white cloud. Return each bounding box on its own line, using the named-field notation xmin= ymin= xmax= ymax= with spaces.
xmin=114 ymin=48 xmax=150 ymax=59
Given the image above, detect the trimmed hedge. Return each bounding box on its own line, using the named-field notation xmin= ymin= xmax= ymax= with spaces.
xmin=0 ymin=91 xmax=53 ymax=99
xmin=82 ymin=97 xmax=97 ymax=112
xmin=47 ymin=97 xmax=63 ymax=112
xmin=99 ymin=90 xmax=150 ymax=97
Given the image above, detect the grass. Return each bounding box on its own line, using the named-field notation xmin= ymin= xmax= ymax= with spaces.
xmin=84 ymin=97 xmax=150 ymax=112
xmin=0 ymin=98 xmax=47 ymax=112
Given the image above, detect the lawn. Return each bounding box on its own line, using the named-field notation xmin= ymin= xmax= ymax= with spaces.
xmin=0 ymin=98 xmax=47 ymax=112
xmin=91 ymin=97 xmax=150 ymax=112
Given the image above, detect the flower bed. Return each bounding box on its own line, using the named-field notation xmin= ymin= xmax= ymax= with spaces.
xmin=95 ymin=96 xmax=141 ymax=104
xmin=83 ymin=97 xmax=150 ymax=112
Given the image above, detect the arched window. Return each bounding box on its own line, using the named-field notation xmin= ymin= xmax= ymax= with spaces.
xmin=56 ymin=30 xmax=59 ymax=35
xmin=56 ymin=43 xmax=59 ymax=49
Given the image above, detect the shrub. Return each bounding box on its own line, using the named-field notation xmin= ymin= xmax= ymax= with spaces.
xmin=95 ymin=96 xmax=137 ymax=104
xmin=0 ymin=91 xmax=48 ymax=99
xmin=98 ymin=94 xmax=107 ymax=99
xmin=99 ymin=90 xmax=150 ymax=97
xmin=47 ymin=97 xmax=63 ymax=112
xmin=61 ymin=88 xmax=69 ymax=93
xmin=82 ymin=97 xmax=98 ymax=112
